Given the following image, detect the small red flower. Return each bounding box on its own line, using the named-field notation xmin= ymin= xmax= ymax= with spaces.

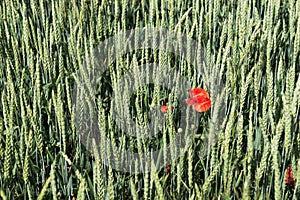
xmin=166 ymin=165 xmax=170 ymax=174
xmin=286 ymin=167 xmax=295 ymax=186
xmin=186 ymin=88 xmax=211 ymax=112
xmin=160 ymin=105 xmax=174 ymax=113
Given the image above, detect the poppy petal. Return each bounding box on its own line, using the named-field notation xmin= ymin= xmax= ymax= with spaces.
xmin=286 ymin=167 xmax=295 ymax=186
xmin=160 ymin=105 xmax=168 ymax=113
xmin=166 ymin=165 xmax=170 ymax=174
xmin=189 ymin=88 xmax=210 ymax=100
xmin=193 ymin=97 xmax=211 ymax=104
xmin=193 ymin=99 xmax=211 ymax=112
xmin=160 ymin=105 xmax=174 ymax=113
xmin=186 ymin=98 xmax=195 ymax=105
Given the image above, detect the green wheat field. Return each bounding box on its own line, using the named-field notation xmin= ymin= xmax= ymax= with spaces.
xmin=0 ymin=0 xmax=299 ymax=199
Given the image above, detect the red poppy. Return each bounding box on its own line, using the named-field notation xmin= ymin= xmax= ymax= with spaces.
xmin=166 ymin=165 xmax=170 ymax=174
xmin=186 ymin=88 xmax=211 ymax=112
xmin=160 ymin=105 xmax=174 ymax=113
xmin=286 ymin=167 xmax=295 ymax=186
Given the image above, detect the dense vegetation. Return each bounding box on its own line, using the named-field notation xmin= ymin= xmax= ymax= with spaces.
xmin=0 ymin=0 xmax=299 ymax=199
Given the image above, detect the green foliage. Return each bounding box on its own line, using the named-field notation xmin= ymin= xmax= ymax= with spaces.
xmin=0 ymin=0 xmax=299 ymax=199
